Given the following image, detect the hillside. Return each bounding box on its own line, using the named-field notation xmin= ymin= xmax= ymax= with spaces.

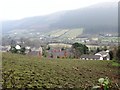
xmin=2 ymin=53 xmax=120 ymax=89
xmin=2 ymin=2 xmax=118 ymax=35
xmin=47 ymin=28 xmax=83 ymax=39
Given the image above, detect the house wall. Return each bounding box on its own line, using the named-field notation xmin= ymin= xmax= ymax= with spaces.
xmin=100 ymin=57 xmax=103 ymax=60
xmin=107 ymin=58 xmax=110 ymax=60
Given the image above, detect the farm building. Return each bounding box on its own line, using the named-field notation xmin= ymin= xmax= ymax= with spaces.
xmin=80 ymin=50 xmax=110 ymax=60
xmin=80 ymin=55 xmax=100 ymax=60
xmin=95 ymin=50 xmax=110 ymax=60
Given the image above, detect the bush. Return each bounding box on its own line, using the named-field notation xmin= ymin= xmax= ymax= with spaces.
xmin=10 ymin=46 xmax=17 ymax=53
xmin=116 ymin=46 xmax=120 ymax=62
xmin=20 ymin=47 xmax=26 ymax=54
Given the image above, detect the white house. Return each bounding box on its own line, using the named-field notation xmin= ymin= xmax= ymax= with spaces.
xmin=15 ymin=45 xmax=21 ymax=50
xmin=95 ymin=50 xmax=110 ymax=60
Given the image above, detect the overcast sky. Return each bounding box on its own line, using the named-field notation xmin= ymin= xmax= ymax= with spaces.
xmin=0 ymin=0 xmax=119 ymax=21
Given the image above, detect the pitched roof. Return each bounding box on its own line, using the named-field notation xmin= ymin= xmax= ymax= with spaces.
xmin=80 ymin=54 xmax=100 ymax=59
xmin=96 ymin=51 xmax=107 ymax=55
xmin=95 ymin=51 xmax=110 ymax=58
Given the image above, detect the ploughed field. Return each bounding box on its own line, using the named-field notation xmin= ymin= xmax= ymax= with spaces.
xmin=2 ymin=53 xmax=119 ymax=89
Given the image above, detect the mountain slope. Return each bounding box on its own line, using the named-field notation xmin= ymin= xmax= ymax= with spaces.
xmin=50 ymin=2 xmax=118 ymax=34
xmin=2 ymin=2 xmax=118 ymax=34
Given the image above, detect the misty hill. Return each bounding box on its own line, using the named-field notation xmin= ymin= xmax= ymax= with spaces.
xmin=2 ymin=2 xmax=118 ymax=35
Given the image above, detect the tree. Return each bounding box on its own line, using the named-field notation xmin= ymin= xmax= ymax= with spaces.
xmin=71 ymin=42 xmax=89 ymax=58
xmin=83 ymin=44 xmax=89 ymax=54
xmin=42 ymin=46 xmax=47 ymax=57
xmin=102 ymin=46 xmax=107 ymax=51
xmin=10 ymin=46 xmax=17 ymax=53
xmin=116 ymin=46 xmax=120 ymax=61
xmin=96 ymin=47 xmax=100 ymax=53
xmin=109 ymin=50 xmax=114 ymax=60
xmin=46 ymin=46 xmax=50 ymax=50
xmin=61 ymin=47 xmax=65 ymax=51
xmin=111 ymin=46 xmax=120 ymax=62
xmin=20 ymin=47 xmax=26 ymax=54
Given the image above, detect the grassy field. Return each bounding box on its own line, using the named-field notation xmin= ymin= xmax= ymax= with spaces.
xmin=1 ymin=53 xmax=120 ymax=89
xmin=60 ymin=28 xmax=83 ymax=39
xmin=46 ymin=28 xmax=83 ymax=39
xmin=48 ymin=29 xmax=69 ymax=37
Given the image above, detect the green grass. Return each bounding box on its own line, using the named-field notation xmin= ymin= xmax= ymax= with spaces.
xmin=100 ymin=37 xmax=119 ymax=42
xmin=46 ymin=28 xmax=83 ymax=39
xmin=60 ymin=28 xmax=83 ymax=39
xmin=112 ymin=62 xmax=120 ymax=67
xmin=48 ymin=29 xmax=69 ymax=37
xmin=2 ymin=53 xmax=120 ymax=89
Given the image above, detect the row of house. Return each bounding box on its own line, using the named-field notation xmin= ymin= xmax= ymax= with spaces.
xmin=0 ymin=45 xmax=42 ymax=56
xmin=1 ymin=44 xmax=110 ymax=60
xmin=47 ymin=48 xmax=73 ymax=58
